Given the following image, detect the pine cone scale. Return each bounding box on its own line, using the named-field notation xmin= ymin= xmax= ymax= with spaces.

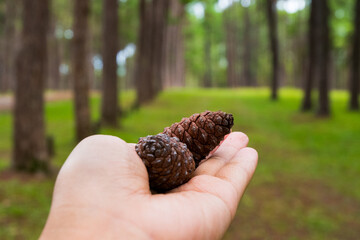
xmin=189 ymin=113 xmax=200 ymax=122
xmin=204 ymin=120 xmax=215 ymax=134
xmin=177 ymin=126 xmax=185 ymax=141
xmin=188 ymin=122 xmax=198 ymax=138
xmin=198 ymin=128 xmax=208 ymax=144
xmin=196 ymin=116 xmax=206 ymax=128
xmin=162 ymin=111 xmax=234 ymax=165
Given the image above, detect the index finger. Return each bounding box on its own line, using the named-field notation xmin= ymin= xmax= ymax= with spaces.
xmin=194 ymin=132 xmax=249 ymax=176
xmin=215 ymin=147 xmax=258 ymax=202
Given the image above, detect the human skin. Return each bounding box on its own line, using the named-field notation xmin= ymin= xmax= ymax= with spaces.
xmin=40 ymin=132 xmax=258 ymax=240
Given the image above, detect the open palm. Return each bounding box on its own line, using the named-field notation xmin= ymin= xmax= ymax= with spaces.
xmin=41 ymin=132 xmax=258 ymax=240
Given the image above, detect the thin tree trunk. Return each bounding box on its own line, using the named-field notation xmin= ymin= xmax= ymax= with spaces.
xmin=301 ymin=0 xmax=318 ymax=111
xmin=47 ymin=15 xmax=61 ymax=90
xmin=294 ymin=8 xmax=306 ymax=88
xmin=72 ymin=0 xmax=91 ymax=141
xmin=125 ymin=56 xmax=135 ymax=90
xmin=1 ymin=0 xmax=19 ymax=92
xmin=175 ymin=18 xmax=185 ymax=87
xmin=250 ymin=10 xmax=259 ymax=87
xmin=101 ymin=0 xmax=119 ymax=127
xmin=163 ymin=0 xmax=185 ymax=88
xmin=243 ymin=9 xmax=253 ymax=86
xmin=135 ymin=0 xmax=169 ymax=105
xmin=163 ymin=14 xmax=173 ymax=89
xmin=135 ymin=0 xmax=153 ymax=104
xmin=13 ymin=0 xmax=50 ymax=173
xmin=173 ymin=25 xmax=185 ymax=87
xmin=59 ymin=38 xmax=70 ymax=90
xmin=203 ymin=4 xmax=212 ymax=88
xmin=151 ymin=0 xmax=169 ymax=94
xmin=317 ymin=0 xmax=330 ymax=116
xmin=293 ymin=11 xmax=306 ymax=89
xmin=349 ymin=0 xmax=360 ymax=110
xmin=224 ymin=13 xmax=237 ymax=87
xmin=88 ymin=30 xmax=97 ymax=90
xmin=266 ymin=0 xmax=279 ymax=100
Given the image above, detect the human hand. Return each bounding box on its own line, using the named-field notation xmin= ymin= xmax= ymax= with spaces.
xmin=40 ymin=132 xmax=258 ymax=240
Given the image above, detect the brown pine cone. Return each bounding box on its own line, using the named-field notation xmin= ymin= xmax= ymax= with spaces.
xmin=163 ymin=111 xmax=234 ymax=165
xmin=135 ymin=134 xmax=195 ymax=191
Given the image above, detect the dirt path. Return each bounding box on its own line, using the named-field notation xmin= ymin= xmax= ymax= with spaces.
xmin=224 ymin=175 xmax=360 ymax=240
xmin=0 ymin=91 xmax=74 ymax=112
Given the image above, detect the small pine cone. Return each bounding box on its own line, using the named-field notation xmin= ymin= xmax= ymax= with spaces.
xmin=163 ymin=111 xmax=234 ymax=165
xmin=135 ymin=134 xmax=195 ymax=191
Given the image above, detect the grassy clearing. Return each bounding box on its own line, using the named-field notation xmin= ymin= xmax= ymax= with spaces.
xmin=0 ymin=88 xmax=359 ymax=239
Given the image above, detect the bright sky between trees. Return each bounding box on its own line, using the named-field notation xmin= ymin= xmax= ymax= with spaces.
xmin=188 ymin=0 xmax=307 ymax=19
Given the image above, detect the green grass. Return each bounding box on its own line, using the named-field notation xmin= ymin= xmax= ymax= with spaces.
xmin=0 ymin=88 xmax=359 ymax=239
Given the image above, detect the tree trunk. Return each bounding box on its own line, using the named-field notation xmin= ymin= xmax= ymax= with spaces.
xmin=125 ymin=56 xmax=135 ymax=90
xmin=266 ymin=0 xmax=279 ymax=100
xmin=72 ymin=0 xmax=91 ymax=141
xmin=151 ymin=0 xmax=169 ymax=94
xmin=60 ymin=28 xmax=72 ymax=90
xmin=135 ymin=0 xmax=169 ymax=105
xmin=293 ymin=8 xmax=306 ymax=89
xmin=349 ymin=0 xmax=360 ymax=110
xmin=174 ymin=22 xmax=185 ymax=87
xmin=88 ymin=28 xmax=97 ymax=90
xmin=301 ymin=0 xmax=318 ymax=111
xmin=317 ymin=0 xmax=330 ymax=116
xmin=135 ymin=0 xmax=153 ymax=104
xmin=243 ymin=8 xmax=254 ymax=86
xmin=1 ymin=0 xmax=20 ymax=92
xmin=47 ymin=14 xmax=61 ymax=90
xmin=13 ymin=0 xmax=50 ymax=173
xmin=163 ymin=0 xmax=185 ymax=88
xmin=101 ymin=0 xmax=119 ymax=127
xmin=224 ymin=11 xmax=237 ymax=88
xmin=203 ymin=4 xmax=212 ymax=88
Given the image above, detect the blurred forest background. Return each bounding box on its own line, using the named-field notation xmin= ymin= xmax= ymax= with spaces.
xmin=0 ymin=0 xmax=360 ymax=239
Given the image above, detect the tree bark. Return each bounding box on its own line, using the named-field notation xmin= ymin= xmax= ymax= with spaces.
xmin=301 ymin=0 xmax=317 ymax=111
xmin=243 ymin=8 xmax=254 ymax=86
xmin=302 ymin=0 xmax=321 ymax=111
xmin=266 ymin=0 xmax=279 ymax=100
xmin=151 ymin=0 xmax=169 ymax=94
xmin=1 ymin=0 xmax=20 ymax=92
xmin=135 ymin=0 xmax=169 ymax=105
xmin=101 ymin=0 xmax=119 ymax=127
xmin=349 ymin=0 xmax=360 ymax=110
xmin=224 ymin=10 xmax=238 ymax=88
xmin=293 ymin=8 xmax=306 ymax=89
xmin=135 ymin=0 xmax=153 ymax=104
xmin=13 ymin=0 xmax=50 ymax=173
xmin=72 ymin=0 xmax=91 ymax=141
xmin=317 ymin=0 xmax=330 ymax=116
xmin=163 ymin=0 xmax=185 ymax=88
xmin=203 ymin=4 xmax=212 ymax=88
xmin=47 ymin=14 xmax=61 ymax=90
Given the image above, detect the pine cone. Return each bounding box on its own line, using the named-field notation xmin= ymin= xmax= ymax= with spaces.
xmin=135 ymin=134 xmax=195 ymax=191
xmin=163 ymin=111 xmax=234 ymax=165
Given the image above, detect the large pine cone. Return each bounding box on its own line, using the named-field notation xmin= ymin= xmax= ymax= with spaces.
xmin=135 ymin=134 xmax=195 ymax=191
xmin=163 ymin=111 xmax=234 ymax=165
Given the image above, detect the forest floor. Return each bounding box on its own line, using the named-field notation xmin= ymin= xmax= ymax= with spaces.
xmin=0 ymin=88 xmax=359 ymax=240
